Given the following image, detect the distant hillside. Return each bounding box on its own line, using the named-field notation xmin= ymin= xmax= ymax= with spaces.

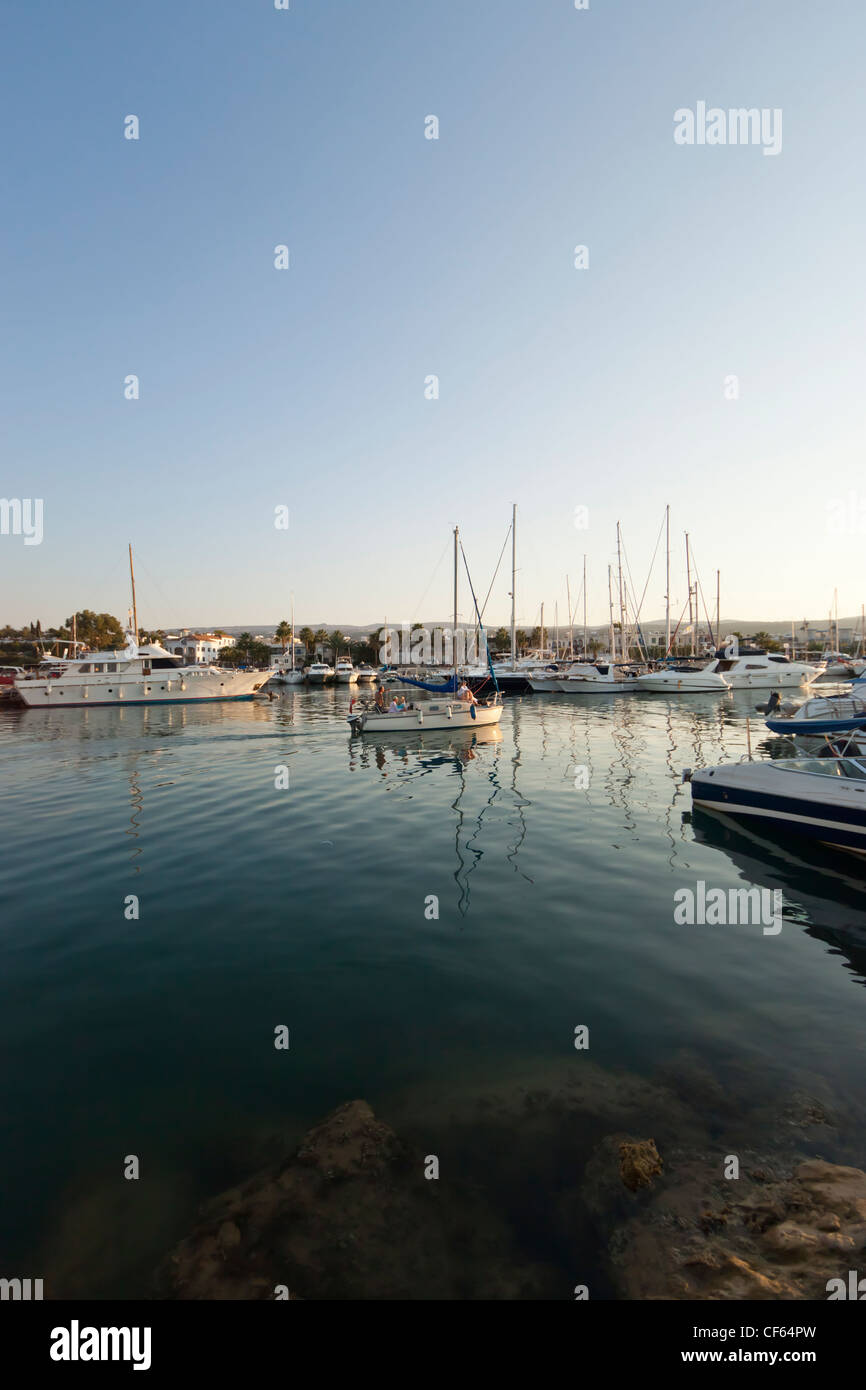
xmin=172 ymin=617 xmax=865 ymax=639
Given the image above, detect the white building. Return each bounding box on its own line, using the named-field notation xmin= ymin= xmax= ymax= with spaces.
xmin=168 ymin=632 xmax=235 ymax=664
xmin=269 ymin=638 xmax=307 ymax=670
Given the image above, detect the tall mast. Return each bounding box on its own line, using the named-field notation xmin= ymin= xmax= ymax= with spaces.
xmin=453 ymin=526 xmax=459 ymax=676
xmin=582 ymin=555 xmax=587 ymax=657
xmin=608 ymin=565 xmax=615 ymax=660
xmin=685 ymin=532 xmax=694 ymax=657
xmin=664 ymin=504 xmax=670 ymax=656
xmin=716 ymin=570 xmax=720 ymax=649
xmin=566 ymin=575 xmax=573 ymax=660
xmin=510 ymin=503 xmax=516 ymax=670
xmin=128 ymin=542 xmax=139 ymax=646
xmin=616 ymin=521 xmax=626 ymax=660
xmin=540 ymin=601 xmax=544 ymax=657
xmin=291 ymin=594 xmax=295 ymax=671
xmin=555 ymin=602 xmax=559 ymax=661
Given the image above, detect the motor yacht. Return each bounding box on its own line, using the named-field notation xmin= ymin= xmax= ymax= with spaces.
xmin=14 ymin=634 xmax=267 ymax=707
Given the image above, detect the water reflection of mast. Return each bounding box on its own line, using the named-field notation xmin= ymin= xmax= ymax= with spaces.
xmin=125 ymin=762 xmax=144 ymax=873
xmin=605 ymin=702 xmax=644 ymax=836
xmin=505 ymin=704 xmax=533 ymax=884
xmin=450 ymin=732 xmax=506 ymax=915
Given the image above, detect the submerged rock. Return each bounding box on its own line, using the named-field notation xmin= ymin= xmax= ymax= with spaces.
xmin=619 ymin=1139 xmax=663 ymax=1192
xmin=158 ymin=1099 xmax=556 ymax=1300
xmin=593 ymin=1152 xmax=866 ymax=1300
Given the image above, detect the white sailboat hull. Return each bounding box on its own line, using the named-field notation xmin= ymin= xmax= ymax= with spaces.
xmin=348 ymin=700 xmax=503 ymax=733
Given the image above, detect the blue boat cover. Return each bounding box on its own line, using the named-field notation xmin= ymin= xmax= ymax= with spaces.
xmin=766 ymin=714 xmax=866 ymax=735
xmin=394 ymin=672 xmax=462 ymax=693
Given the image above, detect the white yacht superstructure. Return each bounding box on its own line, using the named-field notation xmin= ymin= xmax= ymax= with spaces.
xmin=703 ymin=650 xmax=820 ymax=689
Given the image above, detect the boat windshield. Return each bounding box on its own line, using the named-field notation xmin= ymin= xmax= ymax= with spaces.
xmin=774 ymin=758 xmax=866 ymax=780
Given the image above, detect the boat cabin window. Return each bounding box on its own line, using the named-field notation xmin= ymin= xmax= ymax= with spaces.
xmin=715 ymin=660 xmax=734 ymax=672
xmin=78 ymin=663 xmax=91 ymax=673
xmin=768 ymin=656 xmax=789 ymax=664
xmin=150 ymin=657 xmax=180 ymax=670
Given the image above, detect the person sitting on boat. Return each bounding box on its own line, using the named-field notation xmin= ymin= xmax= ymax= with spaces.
xmin=388 ymin=697 xmax=401 ymax=713
xmin=375 ymin=685 xmax=387 ymax=712
xmin=458 ymin=682 xmax=476 ymax=706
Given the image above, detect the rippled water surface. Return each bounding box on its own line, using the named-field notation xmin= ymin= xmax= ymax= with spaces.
xmin=2 ymin=687 xmax=865 ymax=1296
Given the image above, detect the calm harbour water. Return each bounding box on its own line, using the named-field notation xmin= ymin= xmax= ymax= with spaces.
xmin=2 ymin=685 xmax=865 ymax=1297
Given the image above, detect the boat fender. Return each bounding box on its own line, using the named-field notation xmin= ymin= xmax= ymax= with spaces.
xmin=682 ymin=768 xmax=692 ymax=783
xmin=418 ymin=708 xmax=423 ymax=724
xmin=470 ymin=704 xmax=476 ymax=719
xmin=447 ymin=704 xmax=452 ymax=719
xmin=349 ymin=697 xmax=355 ymax=713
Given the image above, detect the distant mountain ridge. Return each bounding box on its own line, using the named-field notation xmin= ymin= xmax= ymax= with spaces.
xmin=172 ymin=617 xmax=865 ymax=639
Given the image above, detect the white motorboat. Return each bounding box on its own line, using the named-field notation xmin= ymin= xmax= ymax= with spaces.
xmin=821 ymin=653 xmax=866 ymax=679
xmin=764 ymin=687 xmax=866 ymax=738
xmin=355 ymin=664 xmax=377 ymax=682
xmin=306 ymin=661 xmax=334 ymax=684
xmin=530 ymin=661 xmax=643 ymax=694
xmin=703 ymin=649 xmax=820 ymax=689
xmin=685 ymin=754 xmax=866 ymax=855
xmin=334 ymin=659 xmax=358 ymax=684
xmin=636 ymin=665 xmax=730 ymax=693
xmin=14 ymin=634 xmax=267 ymax=707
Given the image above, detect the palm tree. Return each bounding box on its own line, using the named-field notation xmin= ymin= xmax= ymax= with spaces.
xmin=313 ymin=628 xmax=329 ymax=657
xmin=275 ymin=620 xmax=292 ymax=651
xmin=299 ymin=626 xmax=315 ymax=655
xmin=330 ymin=629 xmax=347 ymax=658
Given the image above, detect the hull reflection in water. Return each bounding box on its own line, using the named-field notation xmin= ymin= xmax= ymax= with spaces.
xmin=688 ymin=807 xmax=866 ymax=977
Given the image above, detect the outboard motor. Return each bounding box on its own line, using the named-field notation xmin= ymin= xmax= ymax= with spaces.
xmin=756 ymin=690 xmax=782 ymax=714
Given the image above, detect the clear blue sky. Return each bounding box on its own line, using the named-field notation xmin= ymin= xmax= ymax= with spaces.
xmin=2 ymin=0 xmax=865 ymax=633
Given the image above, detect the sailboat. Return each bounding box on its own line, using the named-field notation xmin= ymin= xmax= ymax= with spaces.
xmin=271 ymin=598 xmax=305 ymax=684
xmin=347 ymin=528 xmax=503 ymax=734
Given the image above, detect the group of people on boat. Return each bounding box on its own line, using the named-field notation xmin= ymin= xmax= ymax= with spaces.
xmin=367 ymin=681 xmax=478 ymax=715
